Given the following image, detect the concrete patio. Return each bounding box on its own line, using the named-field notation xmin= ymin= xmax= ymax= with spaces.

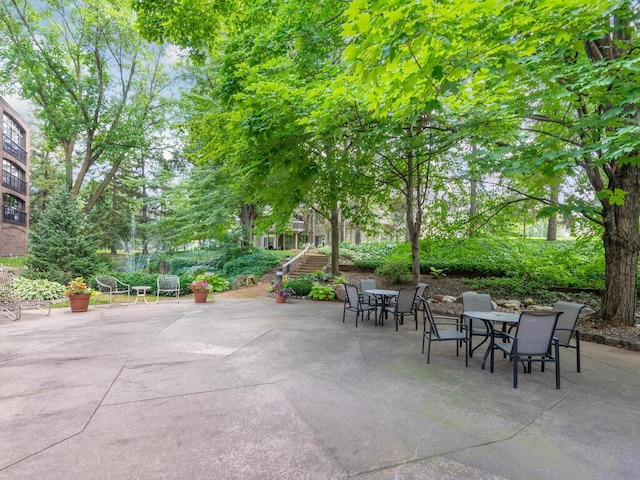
xmin=1 ymin=297 xmax=638 ymax=479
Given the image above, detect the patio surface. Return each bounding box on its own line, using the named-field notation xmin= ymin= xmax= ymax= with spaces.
xmin=1 ymin=297 xmax=639 ymax=479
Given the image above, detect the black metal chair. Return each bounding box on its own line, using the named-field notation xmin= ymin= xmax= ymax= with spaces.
xmin=359 ymin=279 xmax=377 ymax=306
xmin=414 ymin=282 xmax=428 ymax=308
xmin=418 ymin=296 xmax=468 ymax=366
xmin=343 ymin=284 xmax=377 ymax=327
xmin=552 ymin=301 xmax=586 ymax=372
xmin=461 ymin=293 xmax=493 ymax=357
xmin=383 ymin=287 xmax=418 ymax=331
xmin=490 ymin=311 xmax=563 ymax=389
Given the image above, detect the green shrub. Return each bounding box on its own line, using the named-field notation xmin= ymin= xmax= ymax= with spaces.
xmin=462 ymin=276 xmax=556 ymax=301
xmin=193 ymin=272 xmax=229 ymax=292
xmin=222 ymin=249 xmax=281 ymax=277
xmin=375 ymin=256 xmax=410 ymax=284
xmin=308 ymin=284 xmax=336 ymax=300
xmin=12 ymin=277 xmax=66 ymax=301
xmin=286 ymin=278 xmax=313 ymax=296
xmin=296 ymin=272 xmax=322 ymax=283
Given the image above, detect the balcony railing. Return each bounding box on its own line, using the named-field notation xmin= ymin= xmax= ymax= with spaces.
xmin=2 ymin=206 xmax=26 ymax=225
xmin=2 ymin=171 xmax=27 ymax=194
xmin=291 ymin=220 xmax=305 ymax=231
xmin=2 ymin=134 xmax=27 ymax=164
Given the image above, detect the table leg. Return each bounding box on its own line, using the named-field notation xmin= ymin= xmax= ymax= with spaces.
xmin=481 ymin=322 xmax=494 ymax=370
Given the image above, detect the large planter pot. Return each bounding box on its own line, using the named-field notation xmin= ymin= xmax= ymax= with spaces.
xmin=274 ymin=291 xmax=287 ymax=303
xmin=193 ymin=289 xmax=209 ymax=303
xmin=69 ymin=293 xmax=91 ymax=312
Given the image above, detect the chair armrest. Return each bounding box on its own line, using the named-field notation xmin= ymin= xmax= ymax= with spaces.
xmin=115 ymin=278 xmax=131 ymax=288
xmin=494 ymin=330 xmax=516 ymax=341
xmin=433 ymin=321 xmax=467 ymax=330
xmin=433 ymin=314 xmax=461 ymax=321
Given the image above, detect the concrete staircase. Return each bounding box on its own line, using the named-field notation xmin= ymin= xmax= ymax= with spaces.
xmin=290 ymin=254 xmax=329 ymax=278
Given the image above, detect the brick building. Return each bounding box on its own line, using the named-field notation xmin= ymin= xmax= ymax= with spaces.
xmin=1 ymin=96 xmax=29 ymax=256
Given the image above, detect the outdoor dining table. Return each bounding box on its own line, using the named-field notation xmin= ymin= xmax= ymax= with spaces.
xmin=365 ymin=289 xmax=399 ymax=325
xmin=463 ymin=310 xmax=520 ymax=369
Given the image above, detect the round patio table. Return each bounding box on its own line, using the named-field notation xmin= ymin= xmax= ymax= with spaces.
xmin=463 ymin=310 xmax=520 ymax=369
xmin=365 ymin=289 xmax=399 ymax=325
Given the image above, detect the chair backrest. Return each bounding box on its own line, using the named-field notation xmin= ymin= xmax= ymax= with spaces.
xmin=96 ymin=275 xmax=117 ymax=291
xmin=417 ymin=296 xmax=439 ymax=337
xmin=345 ymin=284 xmax=361 ymax=308
xmin=157 ymin=274 xmax=180 ymax=290
xmin=552 ymin=301 xmax=586 ymax=345
xmin=360 ymin=279 xmax=377 ymax=292
xmin=395 ymin=287 xmax=418 ymax=313
xmin=462 ymin=293 xmax=493 ymax=312
xmin=416 ymin=283 xmax=429 ymax=299
xmin=514 ymin=311 xmax=562 ymax=355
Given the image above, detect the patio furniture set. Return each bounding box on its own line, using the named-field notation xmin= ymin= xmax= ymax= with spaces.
xmin=95 ymin=274 xmax=181 ymax=306
xmin=343 ymin=279 xmax=585 ymax=389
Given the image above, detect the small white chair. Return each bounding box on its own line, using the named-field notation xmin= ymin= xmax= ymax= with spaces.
xmin=157 ymin=275 xmax=180 ymax=303
xmin=95 ymin=275 xmax=130 ymax=306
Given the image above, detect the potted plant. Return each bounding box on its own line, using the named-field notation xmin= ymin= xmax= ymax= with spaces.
xmin=189 ymin=276 xmax=211 ymax=303
xmin=269 ymin=279 xmax=295 ymax=303
xmin=65 ymin=277 xmax=93 ymax=312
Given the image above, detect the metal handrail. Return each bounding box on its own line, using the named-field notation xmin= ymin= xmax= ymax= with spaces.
xmin=283 ymin=243 xmax=311 ymax=275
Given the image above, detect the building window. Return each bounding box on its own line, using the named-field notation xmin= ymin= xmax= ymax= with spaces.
xmin=2 ymin=159 xmax=26 ymax=194
xmin=2 ymin=193 xmax=26 ymax=225
xmin=2 ymin=114 xmax=26 ymax=164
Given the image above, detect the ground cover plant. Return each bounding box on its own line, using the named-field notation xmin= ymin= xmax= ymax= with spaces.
xmin=339 ymin=238 xmax=605 ymax=297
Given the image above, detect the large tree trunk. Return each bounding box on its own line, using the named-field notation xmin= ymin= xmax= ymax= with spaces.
xmin=330 ymin=205 xmax=340 ymax=275
xmin=239 ymin=204 xmax=256 ymax=249
xmin=598 ymin=164 xmax=640 ymax=326
xmin=546 ymin=183 xmax=559 ymax=241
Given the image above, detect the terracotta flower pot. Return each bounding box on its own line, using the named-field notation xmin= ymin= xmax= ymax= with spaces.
xmin=274 ymin=291 xmax=287 ymax=303
xmin=193 ymin=289 xmax=209 ymax=303
xmin=69 ymin=293 xmax=91 ymax=312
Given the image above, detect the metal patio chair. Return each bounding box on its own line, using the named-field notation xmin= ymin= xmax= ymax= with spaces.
xmin=418 ymin=296 xmax=468 ymax=366
xmin=157 ymin=274 xmax=180 ymax=303
xmin=343 ymin=283 xmax=377 ymax=327
xmin=552 ymin=301 xmax=586 ymax=372
xmin=95 ymin=275 xmax=130 ymax=306
xmin=490 ymin=310 xmax=563 ymax=389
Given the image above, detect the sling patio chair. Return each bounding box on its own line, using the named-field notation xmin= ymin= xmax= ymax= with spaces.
xmin=552 ymin=301 xmax=586 ymax=372
xmin=343 ymin=283 xmax=377 ymax=327
xmin=418 ymin=296 xmax=468 ymax=366
xmin=359 ymin=278 xmax=377 ymax=306
xmin=383 ymin=287 xmax=419 ymax=331
xmin=461 ymin=293 xmax=493 ymax=357
xmin=490 ymin=310 xmax=563 ymax=389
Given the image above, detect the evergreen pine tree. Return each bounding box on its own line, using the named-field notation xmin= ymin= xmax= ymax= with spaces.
xmin=26 ymin=188 xmax=103 ymax=284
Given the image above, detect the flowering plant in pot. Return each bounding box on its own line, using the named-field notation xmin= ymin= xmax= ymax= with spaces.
xmin=188 ymin=279 xmax=211 ymax=292
xmin=65 ymin=277 xmax=93 ymax=297
xmin=188 ymin=273 xmax=216 ymax=303
xmin=65 ymin=277 xmax=93 ymax=312
xmin=269 ymin=279 xmax=295 ymax=303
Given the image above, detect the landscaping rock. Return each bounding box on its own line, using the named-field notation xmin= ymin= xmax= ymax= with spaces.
xmin=502 ymin=300 xmax=522 ymax=309
xmin=333 ymin=284 xmax=346 ymax=302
